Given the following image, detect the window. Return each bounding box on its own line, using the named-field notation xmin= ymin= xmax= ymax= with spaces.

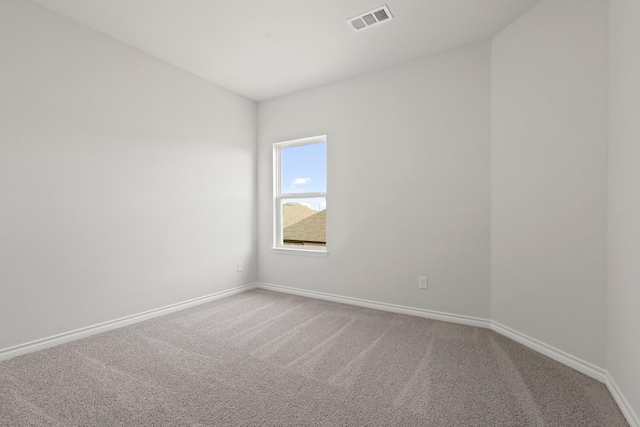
xmin=273 ymin=135 xmax=327 ymax=256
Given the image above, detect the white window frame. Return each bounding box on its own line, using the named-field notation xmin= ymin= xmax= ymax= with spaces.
xmin=272 ymin=135 xmax=328 ymax=257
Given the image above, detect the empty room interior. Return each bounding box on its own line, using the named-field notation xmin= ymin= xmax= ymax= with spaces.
xmin=1 ymin=0 xmax=639 ymax=425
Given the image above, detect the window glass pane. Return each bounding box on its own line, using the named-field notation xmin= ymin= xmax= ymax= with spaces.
xmin=282 ymin=197 xmax=326 ymax=247
xmin=281 ymin=142 xmax=326 ymax=194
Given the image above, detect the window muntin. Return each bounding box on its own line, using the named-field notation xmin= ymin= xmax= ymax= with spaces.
xmin=274 ymin=136 xmax=327 ymax=253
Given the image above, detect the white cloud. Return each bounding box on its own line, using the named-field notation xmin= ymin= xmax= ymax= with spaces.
xmin=292 ymin=177 xmax=311 ymax=185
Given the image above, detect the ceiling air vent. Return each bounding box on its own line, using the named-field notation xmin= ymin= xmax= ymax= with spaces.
xmin=348 ymin=5 xmax=394 ymax=32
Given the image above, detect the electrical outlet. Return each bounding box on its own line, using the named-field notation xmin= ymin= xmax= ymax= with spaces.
xmin=237 ymin=262 xmax=243 ymax=272
xmin=418 ymin=276 xmax=428 ymax=290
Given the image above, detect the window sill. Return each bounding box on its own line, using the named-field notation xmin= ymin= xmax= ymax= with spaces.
xmin=271 ymin=247 xmax=328 ymax=257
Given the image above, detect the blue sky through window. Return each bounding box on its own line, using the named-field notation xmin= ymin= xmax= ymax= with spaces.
xmin=281 ymin=141 xmax=326 ymax=211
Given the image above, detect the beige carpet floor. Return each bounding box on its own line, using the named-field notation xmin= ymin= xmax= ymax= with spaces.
xmin=0 ymin=289 xmax=628 ymax=426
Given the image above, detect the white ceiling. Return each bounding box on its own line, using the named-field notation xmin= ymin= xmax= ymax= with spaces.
xmin=30 ymin=0 xmax=541 ymax=101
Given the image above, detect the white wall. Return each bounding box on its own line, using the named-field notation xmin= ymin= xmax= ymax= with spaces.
xmin=491 ymin=0 xmax=609 ymax=367
xmin=608 ymin=0 xmax=640 ymax=420
xmin=5 ymin=2 xmax=635 ymax=419
xmin=258 ymin=42 xmax=491 ymax=319
xmin=0 ymin=0 xmax=257 ymax=351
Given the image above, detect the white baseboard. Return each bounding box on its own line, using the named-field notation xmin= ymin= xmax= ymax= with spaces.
xmin=489 ymin=322 xmax=638 ymax=427
xmin=257 ymin=282 xmax=637 ymax=427
xmin=2 ymin=281 xmax=636 ymax=427
xmin=489 ymin=321 xmax=638 ymax=427
xmin=256 ymin=283 xmax=602 ymax=381
xmin=489 ymin=320 xmax=607 ymax=383
xmin=606 ymin=371 xmax=640 ymax=427
xmin=0 ymin=283 xmax=257 ymax=362
xmin=256 ymin=282 xmax=490 ymax=328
